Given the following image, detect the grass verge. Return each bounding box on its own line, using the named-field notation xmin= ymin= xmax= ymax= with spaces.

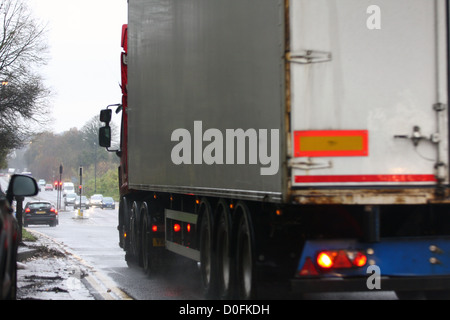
xmin=22 ymin=228 xmax=37 ymax=242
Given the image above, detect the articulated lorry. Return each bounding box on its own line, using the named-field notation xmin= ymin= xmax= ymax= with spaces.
xmin=100 ymin=0 xmax=450 ymax=299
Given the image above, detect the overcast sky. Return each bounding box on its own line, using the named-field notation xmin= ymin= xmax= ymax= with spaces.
xmin=29 ymin=0 xmax=128 ymax=133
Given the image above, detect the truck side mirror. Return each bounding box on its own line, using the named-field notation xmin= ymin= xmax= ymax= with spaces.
xmin=100 ymin=109 xmax=112 ymax=124
xmin=99 ymin=126 xmax=112 ymax=148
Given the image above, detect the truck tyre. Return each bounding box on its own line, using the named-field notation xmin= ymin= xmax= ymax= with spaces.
xmin=141 ymin=202 xmax=151 ymax=274
xmin=199 ymin=199 xmax=216 ymax=298
xmin=215 ymin=200 xmax=233 ymax=299
xmin=129 ymin=200 xmax=142 ymax=267
xmin=235 ymin=202 xmax=256 ymax=300
xmin=141 ymin=201 xmax=163 ymax=276
xmin=119 ymin=197 xmax=131 ymax=250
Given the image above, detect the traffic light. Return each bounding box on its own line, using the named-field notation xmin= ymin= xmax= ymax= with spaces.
xmin=79 ymin=167 xmax=83 ymax=195
xmin=54 ymin=181 xmax=62 ymax=190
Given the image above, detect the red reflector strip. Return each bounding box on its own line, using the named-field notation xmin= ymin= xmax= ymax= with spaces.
xmin=294 ymin=130 xmax=368 ymax=157
xmin=295 ymin=174 xmax=437 ymax=184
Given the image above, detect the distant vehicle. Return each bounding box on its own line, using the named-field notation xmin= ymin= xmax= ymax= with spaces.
xmin=74 ymin=196 xmax=89 ymax=209
xmin=23 ymin=201 xmax=58 ymax=227
xmin=38 ymin=179 xmax=45 ymax=187
xmin=62 ymin=182 xmax=74 ymax=195
xmin=101 ymin=197 xmax=115 ymax=209
xmin=44 ymin=184 xmax=53 ymax=191
xmin=64 ymin=193 xmax=77 ymax=206
xmin=0 ymin=174 xmax=38 ymax=299
xmin=90 ymin=194 xmax=103 ymax=207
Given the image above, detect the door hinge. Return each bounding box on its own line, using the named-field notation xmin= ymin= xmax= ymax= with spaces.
xmin=288 ymin=158 xmax=332 ymax=170
xmin=433 ymin=102 xmax=446 ymax=112
xmin=287 ymin=50 xmax=332 ymax=64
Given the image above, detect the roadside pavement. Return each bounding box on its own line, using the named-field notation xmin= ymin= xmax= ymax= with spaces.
xmin=16 ymin=230 xmax=132 ymax=300
xmin=17 ymin=234 xmax=95 ymax=300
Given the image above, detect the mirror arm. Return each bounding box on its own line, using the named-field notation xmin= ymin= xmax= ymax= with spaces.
xmin=106 ymin=146 xmax=121 ymax=154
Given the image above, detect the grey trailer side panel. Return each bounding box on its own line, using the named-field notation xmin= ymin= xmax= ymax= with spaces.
xmin=128 ymin=0 xmax=285 ymax=201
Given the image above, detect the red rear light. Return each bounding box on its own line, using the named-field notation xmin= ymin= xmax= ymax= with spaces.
xmin=316 ymin=250 xmax=367 ymax=270
xmin=352 ymin=252 xmax=367 ymax=267
xmin=317 ymin=252 xmax=335 ymax=269
xmin=25 ymin=208 xmax=30 ymax=213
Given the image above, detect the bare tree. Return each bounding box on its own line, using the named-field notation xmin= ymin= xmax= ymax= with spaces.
xmin=0 ymin=0 xmax=48 ymax=73
xmin=0 ymin=0 xmax=50 ymax=165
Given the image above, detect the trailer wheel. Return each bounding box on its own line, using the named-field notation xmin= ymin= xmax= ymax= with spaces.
xmin=235 ymin=203 xmax=256 ymax=300
xmin=130 ymin=201 xmax=142 ymax=266
xmin=199 ymin=199 xmax=216 ymax=298
xmin=141 ymin=200 xmax=165 ymax=276
xmin=141 ymin=202 xmax=154 ymax=275
xmin=119 ymin=197 xmax=131 ymax=250
xmin=215 ymin=200 xmax=233 ymax=299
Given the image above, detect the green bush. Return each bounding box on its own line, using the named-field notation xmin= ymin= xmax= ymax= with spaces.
xmin=84 ymin=168 xmax=119 ymax=201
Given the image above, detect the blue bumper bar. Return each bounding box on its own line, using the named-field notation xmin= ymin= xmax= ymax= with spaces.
xmin=291 ymin=237 xmax=450 ymax=293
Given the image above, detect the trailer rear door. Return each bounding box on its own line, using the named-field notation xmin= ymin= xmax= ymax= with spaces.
xmin=289 ymin=0 xmax=449 ymax=188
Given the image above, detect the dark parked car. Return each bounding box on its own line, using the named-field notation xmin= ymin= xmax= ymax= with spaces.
xmin=101 ymin=197 xmax=115 ymax=209
xmin=0 ymin=174 xmax=39 ymax=299
xmin=23 ymin=201 xmax=58 ymax=227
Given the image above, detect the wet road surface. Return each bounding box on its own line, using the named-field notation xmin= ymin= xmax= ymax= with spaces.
xmin=16 ymin=187 xmax=397 ymax=301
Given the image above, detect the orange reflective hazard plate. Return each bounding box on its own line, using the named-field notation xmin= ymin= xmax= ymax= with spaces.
xmin=294 ymin=130 xmax=369 ymax=157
